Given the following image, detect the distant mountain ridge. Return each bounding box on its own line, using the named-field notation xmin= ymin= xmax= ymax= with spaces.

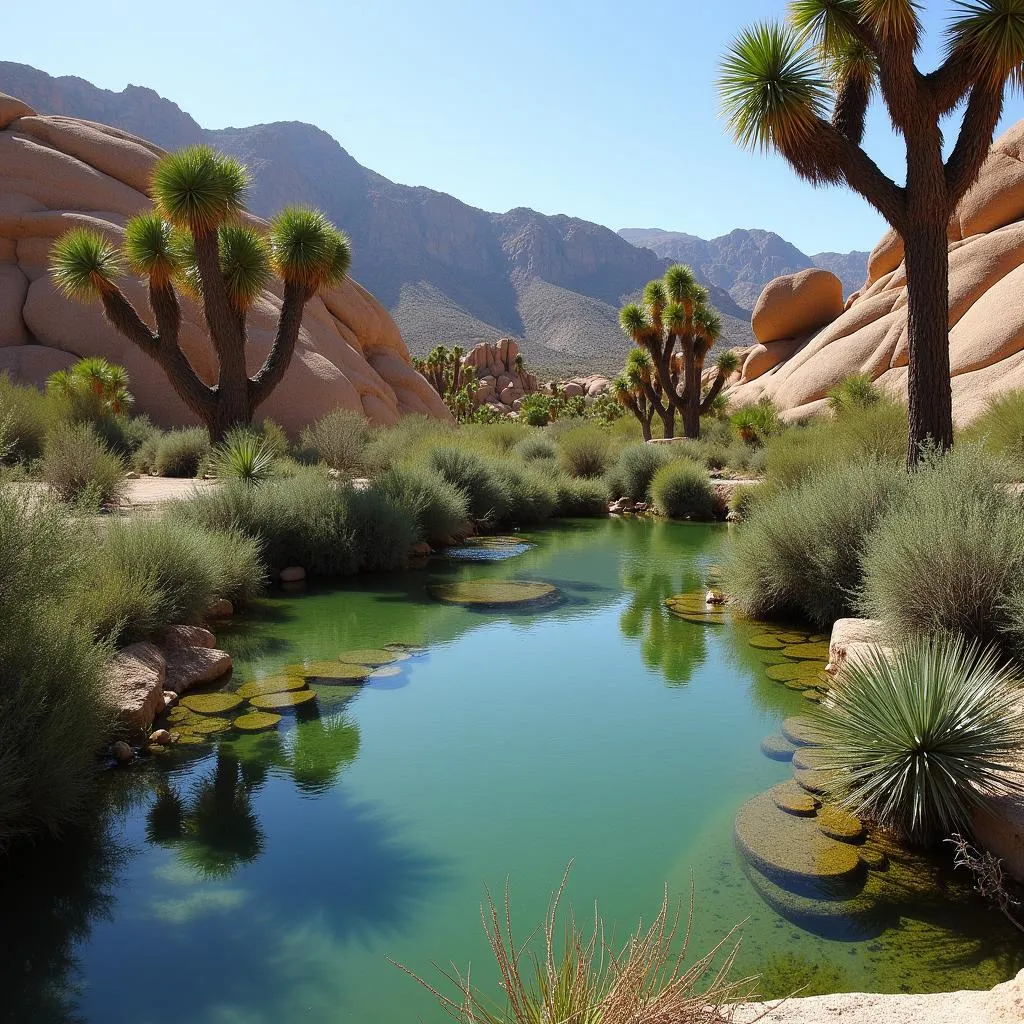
xmin=3 ymin=62 xmax=849 ymax=376
xmin=618 ymin=228 xmax=868 ymax=311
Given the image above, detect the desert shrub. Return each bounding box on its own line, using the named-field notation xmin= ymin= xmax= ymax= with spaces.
xmin=256 ymin=418 xmax=291 ymax=459
xmin=89 ymin=517 xmax=265 ymax=643
xmin=372 ymin=465 xmax=469 ymax=545
xmin=493 ymin=460 xmax=556 ymax=523
xmin=815 ymin=636 xmax=1024 ymax=844
xmin=93 ymin=414 xmax=156 ymax=458
xmin=728 ymin=483 xmax=762 ymax=519
xmin=154 ymin=427 xmax=211 ymax=478
xmin=519 ymin=393 xmax=552 ymax=426
xmin=362 ymin=415 xmax=455 ymax=473
xmin=346 ymin=487 xmax=421 ymax=572
xmin=727 ymin=459 xmax=910 ymax=628
xmin=557 ymin=425 xmax=612 ymax=479
xmin=216 ymin=428 xmax=277 ymax=485
xmin=763 ymin=399 xmax=907 ymax=487
xmin=132 ymin=429 xmax=163 ymax=473
xmin=962 ymin=390 xmax=1024 ymax=475
xmin=0 ymin=375 xmax=68 ymax=462
xmin=299 ymin=408 xmax=371 ymax=474
xmin=732 ymin=399 xmax=782 ymax=446
xmin=514 ymin=433 xmax=558 ymax=462
xmin=553 ymin=475 xmax=608 ymax=517
xmin=427 ymin=445 xmax=509 ymax=523
xmin=606 ymin=443 xmax=671 ymax=501
xmin=827 ymin=373 xmax=881 ymax=414
xmin=0 ymin=491 xmax=111 ymax=844
xmin=859 ymin=445 xmax=1024 ymax=657
xmin=41 ymin=422 xmax=126 ymax=508
xmin=461 ymin=421 xmax=526 ymax=455
xmin=650 ymin=460 xmax=718 ymax=520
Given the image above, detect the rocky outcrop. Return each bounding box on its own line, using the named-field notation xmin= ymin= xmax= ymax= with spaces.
xmin=164 ymin=642 xmax=232 ymax=696
xmin=105 ymin=641 xmax=166 ymax=735
xmin=0 ymin=92 xmax=450 ymax=433
xmin=724 ymin=120 xmax=1024 ymax=425
xmin=464 ymin=338 xmax=538 ymax=413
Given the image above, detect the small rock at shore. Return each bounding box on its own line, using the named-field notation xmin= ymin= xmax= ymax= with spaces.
xmin=111 ymin=741 xmax=133 ymax=763
xmin=205 ymin=598 xmax=234 ymax=619
xmin=280 ymin=566 xmax=306 ymax=583
xmin=164 ymin=643 xmax=233 ymax=696
xmin=163 ymin=625 xmax=216 ymax=650
xmin=105 ymin=642 xmax=166 ymax=735
xmin=148 ymin=729 xmax=171 ymax=746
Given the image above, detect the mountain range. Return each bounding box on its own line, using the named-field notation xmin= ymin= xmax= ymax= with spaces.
xmin=1 ymin=62 xmax=867 ymax=376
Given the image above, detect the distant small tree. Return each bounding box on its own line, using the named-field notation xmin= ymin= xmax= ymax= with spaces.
xmin=47 ymin=356 xmax=135 ymax=419
xmin=413 ymin=344 xmax=479 ymax=422
xmin=612 ymin=349 xmax=659 ymax=440
xmin=50 ymin=145 xmax=351 ymax=441
xmin=719 ymin=2 xmax=1024 ymax=465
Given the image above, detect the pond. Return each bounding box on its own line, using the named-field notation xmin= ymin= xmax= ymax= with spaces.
xmin=3 ymin=518 xmax=1021 ymax=1023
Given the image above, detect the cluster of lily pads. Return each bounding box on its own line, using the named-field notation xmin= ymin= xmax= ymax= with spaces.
xmin=428 ymin=579 xmax=558 ymax=608
xmin=750 ymin=627 xmax=831 ymax=705
xmin=157 ymin=644 xmax=420 ymax=748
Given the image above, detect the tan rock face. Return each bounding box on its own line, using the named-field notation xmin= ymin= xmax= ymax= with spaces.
xmin=751 ymin=268 xmax=844 ymax=345
xmin=0 ymin=92 xmax=450 ymax=433
xmin=105 ymin=641 xmax=166 ymax=735
xmin=727 ymin=120 xmax=1024 ymax=426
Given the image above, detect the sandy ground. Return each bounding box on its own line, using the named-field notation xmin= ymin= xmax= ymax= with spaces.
xmin=727 ymin=969 xmax=1024 ymax=1023
xmin=9 ymin=476 xmax=218 ymax=509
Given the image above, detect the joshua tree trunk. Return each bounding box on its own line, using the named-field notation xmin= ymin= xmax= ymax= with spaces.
xmin=682 ymin=344 xmax=700 ymax=439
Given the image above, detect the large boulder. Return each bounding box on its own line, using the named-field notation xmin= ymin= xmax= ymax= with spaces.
xmin=751 ymin=268 xmax=845 ymax=345
xmin=0 ymin=93 xmax=451 ymax=433
xmin=105 ymin=642 xmax=166 ymax=736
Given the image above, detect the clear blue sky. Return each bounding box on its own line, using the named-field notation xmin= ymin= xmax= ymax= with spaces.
xmin=5 ymin=0 xmax=1024 ymax=255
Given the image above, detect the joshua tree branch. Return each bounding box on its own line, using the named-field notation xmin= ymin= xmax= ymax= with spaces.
xmin=193 ymin=229 xmax=244 ymax=363
xmin=926 ymin=51 xmax=974 ymax=116
xmin=99 ymin=287 xmax=157 ymax=349
xmin=700 ymin=369 xmax=730 ymax=415
xmin=832 ymin=75 xmax=871 ymax=146
xmin=945 ymin=83 xmax=1005 ymax=209
xmin=249 ymin=280 xmax=313 ymax=410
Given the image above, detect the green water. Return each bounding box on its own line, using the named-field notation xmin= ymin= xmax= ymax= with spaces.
xmin=3 ymin=518 xmax=1021 ymax=1023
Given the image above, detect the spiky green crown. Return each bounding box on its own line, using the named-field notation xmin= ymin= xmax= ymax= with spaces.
xmin=694 ymin=306 xmax=722 ymax=341
xmin=719 ymin=21 xmax=831 ymax=154
xmin=716 ymin=350 xmax=742 ymax=374
xmin=50 ymin=229 xmax=123 ymax=301
xmin=948 ymin=0 xmax=1024 ymax=90
xmin=663 ymin=264 xmax=698 ymax=302
xmin=152 ymin=146 xmax=249 ymax=235
xmin=619 ymin=303 xmax=651 ymax=341
xmin=664 ymin=302 xmax=688 ymax=333
xmin=219 ymin=226 xmax=272 ymax=311
xmin=270 ymin=207 xmax=352 ymax=292
xmin=124 ymin=213 xmax=181 ymax=284
xmin=643 ymin=280 xmax=667 ymax=311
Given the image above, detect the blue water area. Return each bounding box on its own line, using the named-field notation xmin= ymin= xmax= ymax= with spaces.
xmin=2 ymin=518 xmax=1020 ymax=1024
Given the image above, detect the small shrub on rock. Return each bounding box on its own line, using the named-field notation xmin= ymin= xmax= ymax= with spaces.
xmin=42 ymin=422 xmax=126 ymax=508
xmin=650 ymin=460 xmax=718 ymax=520
xmin=154 ymin=427 xmax=211 ymax=478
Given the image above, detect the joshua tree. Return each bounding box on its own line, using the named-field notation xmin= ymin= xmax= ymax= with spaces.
xmin=620 ymin=265 xmax=734 ymax=439
xmin=47 ymin=356 xmax=135 ymax=418
xmin=413 ymin=344 xmax=479 ymax=421
xmin=719 ymin=2 xmax=1024 ymax=465
xmin=612 ymin=349 xmax=659 ymax=440
xmin=50 ymin=145 xmax=351 ymax=441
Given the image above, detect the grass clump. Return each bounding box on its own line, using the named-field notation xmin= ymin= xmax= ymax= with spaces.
xmin=216 ymin=428 xmax=277 ymax=485
xmin=513 ymin=433 xmax=558 ymax=463
xmin=859 ymin=445 xmax=1024 ymax=658
xmin=299 ymin=408 xmax=371 ymax=475
xmin=962 ymin=390 xmax=1024 ymax=476
xmin=154 ymin=427 xmax=211 ymax=478
xmin=815 ymin=636 xmax=1024 ymax=845
xmin=650 ymin=460 xmax=718 ymax=520
xmin=827 ymin=373 xmax=881 ymax=414
xmin=606 ymin=443 xmax=671 ymax=501
xmin=0 ymin=491 xmax=111 ymax=845
xmin=727 ymin=459 xmax=910 ymax=628
xmin=427 ymin=445 xmax=509 ymax=523
xmin=553 ymin=475 xmax=608 ymax=517
xmin=492 ymin=460 xmax=556 ymax=524
xmin=41 ymin=422 xmax=126 ymax=508
xmin=372 ymin=466 xmax=469 ymax=545
xmin=557 ymin=424 xmax=612 ymax=479
xmin=0 ymin=374 xmax=68 ymax=462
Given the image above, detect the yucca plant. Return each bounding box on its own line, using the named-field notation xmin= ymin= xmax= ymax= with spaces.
xmin=815 ymin=636 xmax=1024 ymax=845
xmin=719 ymin=2 xmax=1024 ymax=466
xmin=393 ymin=869 xmax=752 ymax=1024
xmin=827 ymin=372 xmax=881 ymax=414
xmin=216 ymin=428 xmax=277 ymax=485
xmin=619 ymin=267 xmax=732 ymax=440
xmin=50 ymin=145 xmax=351 ymax=440
xmin=47 ymin=356 xmax=135 ymax=420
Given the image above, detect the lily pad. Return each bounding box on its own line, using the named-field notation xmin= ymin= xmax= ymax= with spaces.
xmin=794 ymin=767 xmax=836 ymax=796
xmin=665 ymin=592 xmax=727 ymax=626
xmin=749 ymin=634 xmax=786 ymax=650
xmin=803 ymin=690 xmax=824 ymax=703
xmin=428 ymin=580 xmax=558 ymax=608
xmin=782 ymin=716 xmax=828 ymax=747
xmin=765 ymin=660 xmax=828 ymax=682
xmin=237 ymin=676 xmax=307 ymax=699
xmin=782 ymin=642 xmax=832 ymax=661
xmin=384 ymin=642 xmax=425 ymax=653
xmin=190 ymin=717 xmax=232 ymax=735
xmin=817 ymin=806 xmax=865 ymax=843
xmin=760 ymin=733 xmax=797 ymax=762
xmin=446 ymin=537 xmax=532 ymax=562
xmin=771 ymin=780 xmax=820 ymax=816
xmin=338 ymin=648 xmax=400 ymax=667
xmin=777 ymin=632 xmax=811 ymax=644
xmin=180 ymin=693 xmax=244 ymax=716
xmin=248 ymin=689 xmax=318 ymax=710
xmin=233 ymin=711 xmax=282 ymax=733
xmin=291 ymin=662 xmax=370 ymax=684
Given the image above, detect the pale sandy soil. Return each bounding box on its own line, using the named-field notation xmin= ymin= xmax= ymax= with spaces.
xmin=726 ymin=969 xmax=1024 ymax=1023
xmin=9 ymin=476 xmax=217 ymax=509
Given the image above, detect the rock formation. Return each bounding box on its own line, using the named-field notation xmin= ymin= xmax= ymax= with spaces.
xmin=724 ymin=120 xmax=1024 ymax=426
xmin=463 ymin=338 xmax=538 ymax=413
xmin=0 ymin=92 xmax=450 ymax=432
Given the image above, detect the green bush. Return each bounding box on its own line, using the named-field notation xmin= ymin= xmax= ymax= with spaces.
xmin=731 ymin=399 xmax=782 ymax=447
xmin=493 ymin=461 xmax=556 ymax=524
xmin=827 ymin=373 xmax=881 ymax=414
xmin=728 ymin=483 xmax=762 ymax=519
xmin=726 ymin=459 xmax=911 ymax=628
xmin=859 ymin=445 xmax=1024 ymax=657
xmin=461 ymin=421 xmax=526 ymax=455
xmin=372 ymin=466 xmax=469 ymax=545
xmin=514 ymin=433 xmax=558 ymax=462
xmin=815 ymin=636 xmax=1024 ymax=844
xmin=0 ymin=491 xmax=111 ymax=844
xmin=650 ymin=460 xmax=718 ymax=520
xmin=763 ymin=399 xmax=907 ymax=487
xmin=41 ymin=422 xmax=126 ymax=508
xmin=154 ymin=427 xmax=211 ymax=478
xmin=216 ymin=428 xmax=277 ymax=485
xmin=0 ymin=374 xmax=69 ymax=462
xmin=299 ymin=408 xmax=371 ymax=475
xmin=345 ymin=488 xmax=420 ymax=572
xmin=962 ymin=390 xmax=1024 ymax=476
xmin=93 ymin=414 xmax=156 ymax=458
xmin=553 ymin=475 xmax=608 ymax=517
xmin=557 ymin=425 xmax=612 ymax=479
xmin=362 ymin=414 xmax=455 ymax=474
xmin=427 ymin=445 xmax=509 ymax=523
xmin=607 ymin=443 xmax=671 ymax=501
xmin=519 ymin=393 xmax=551 ymax=426
xmin=89 ymin=517 xmax=265 ymax=643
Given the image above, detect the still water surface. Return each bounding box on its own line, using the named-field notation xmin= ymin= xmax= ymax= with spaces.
xmin=4 ymin=518 xmax=1021 ymax=1023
